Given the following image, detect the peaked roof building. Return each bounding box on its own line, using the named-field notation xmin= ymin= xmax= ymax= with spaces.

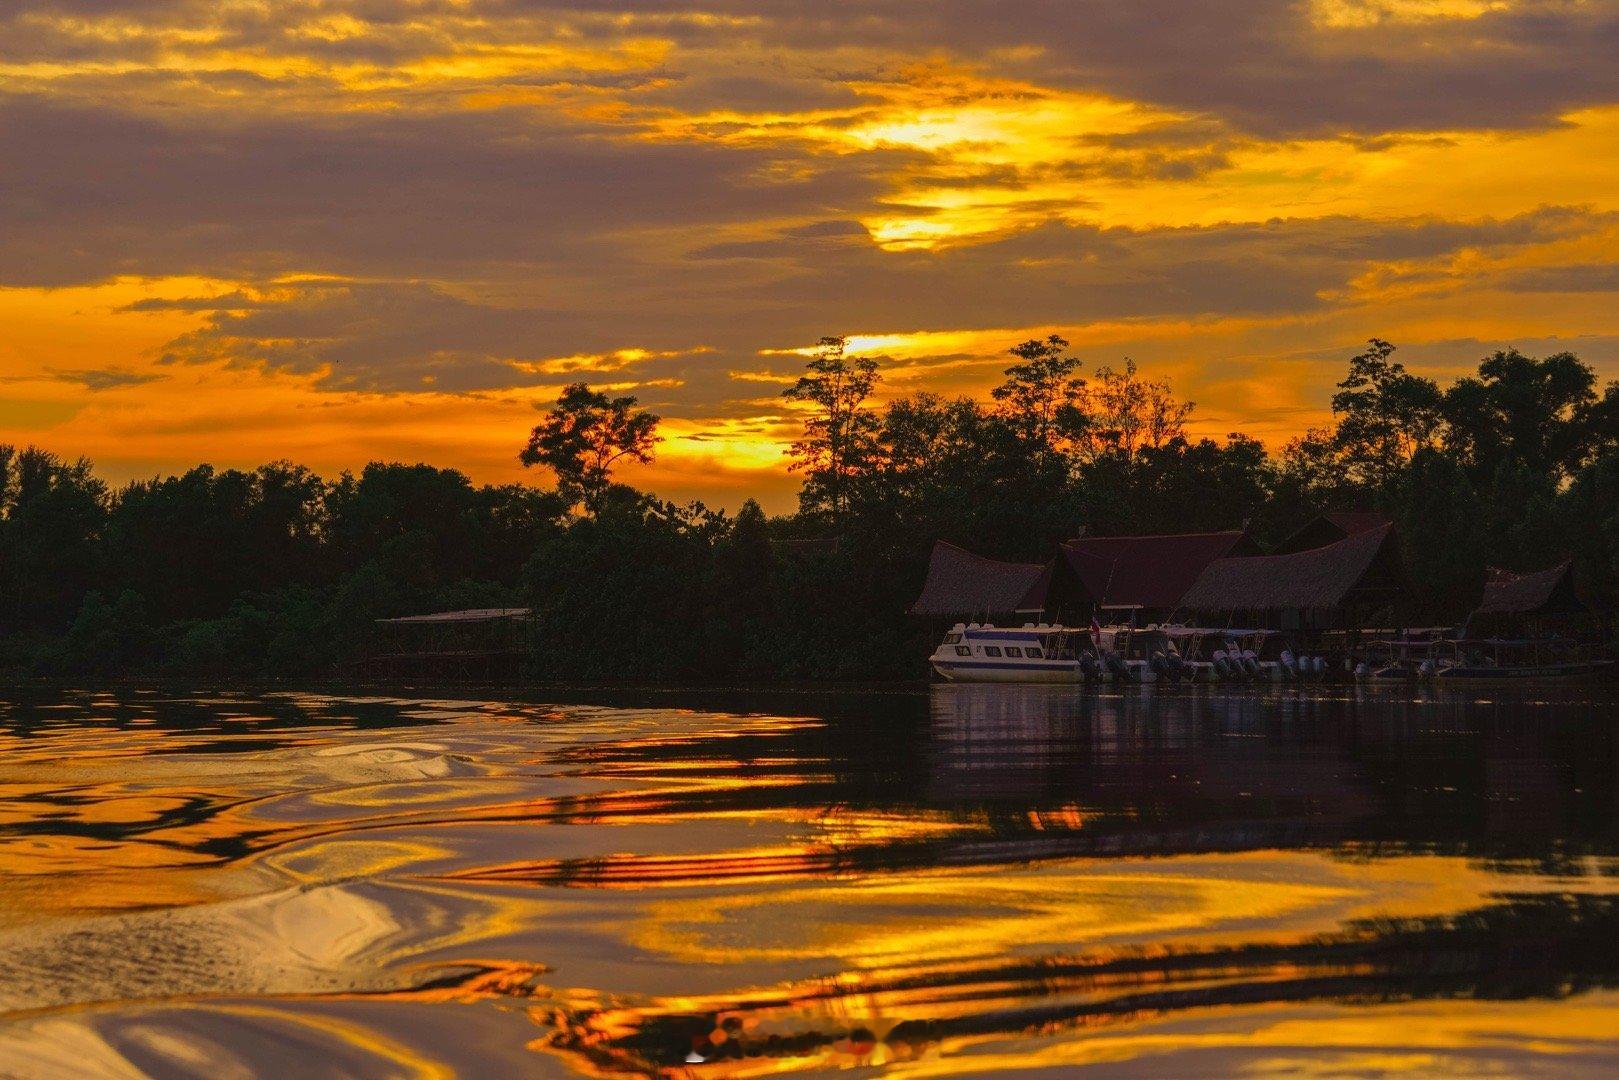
xmin=1475 ymin=561 xmax=1584 ymax=617
xmin=1180 ymin=523 xmax=1403 ymax=626
xmin=1049 ymin=530 xmax=1260 ymax=613
xmin=1274 ymin=512 xmax=1392 ymax=555
xmin=908 ymin=540 xmax=1049 ymax=618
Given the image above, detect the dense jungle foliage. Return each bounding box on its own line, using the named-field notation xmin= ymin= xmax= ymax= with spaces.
xmin=3 ymin=337 xmax=1618 ymax=681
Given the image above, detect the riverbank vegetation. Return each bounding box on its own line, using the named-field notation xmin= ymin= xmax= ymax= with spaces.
xmin=4 ymin=338 xmax=1618 ymax=680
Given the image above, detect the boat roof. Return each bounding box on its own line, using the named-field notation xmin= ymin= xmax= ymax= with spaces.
xmin=1155 ymin=626 xmax=1269 ymax=637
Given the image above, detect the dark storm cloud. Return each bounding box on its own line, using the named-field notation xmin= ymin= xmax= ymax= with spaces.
xmin=152 ymin=280 xmax=596 ymax=393
xmin=51 ymin=369 xmax=165 ymax=391
xmin=6 ymin=0 xmax=1617 ymax=424
xmin=143 ymin=207 xmax=1616 ymax=397
xmin=0 ymin=368 xmax=162 ymax=391
xmin=9 ymin=1 xmax=1618 ymax=135
xmin=470 ymin=0 xmax=1619 ymax=134
xmin=0 ymin=91 xmax=914 ymax=288
xmin=687 ymin=206 xmax=1616 ymax=336
xmin=1498 ymin=263 xmax=1619 ymax=293
xmin=640 ymin=74 xmax=868 ymax=114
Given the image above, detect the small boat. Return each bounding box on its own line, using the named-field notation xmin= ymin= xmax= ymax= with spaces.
xmin=1353 ymin=633 xmax=1452 ymax=682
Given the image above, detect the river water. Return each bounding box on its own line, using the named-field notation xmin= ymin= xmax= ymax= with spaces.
xmin=0 ymin=683 xmax=1616 ymax=1077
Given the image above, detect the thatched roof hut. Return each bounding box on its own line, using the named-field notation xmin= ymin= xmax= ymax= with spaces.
xmin=1466 ymin=559 xmax=1595 ymax=640
xmin=1180 ymin=524 xmax=1402 ymax=628
xmin=1274 ymin=512 xmax=1391 ymax=555
xmin=1475 ymin=561 xmax=1580 ymax=616
xmin=1048 ymin=530 xmax=1259 ymax=614
xmin=909 ymin=540 xmax=1049 ymax=618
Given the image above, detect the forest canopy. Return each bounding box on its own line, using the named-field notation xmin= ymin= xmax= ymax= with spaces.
xmin=3 ymin=339 xmax=1617 ymax=681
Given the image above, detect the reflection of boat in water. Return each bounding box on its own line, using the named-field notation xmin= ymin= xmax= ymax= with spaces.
xmin=928 ymin=623 xmax=1329 ymax=684
xmin=1356 ymin=634 xmax=1614 ymax=682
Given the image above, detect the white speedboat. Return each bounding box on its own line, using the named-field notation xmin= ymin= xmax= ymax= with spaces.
xmin=928 ymin=623 xmax=1185 ymax=684
xmin=928 ymin=623 xmax=1087 ymax=683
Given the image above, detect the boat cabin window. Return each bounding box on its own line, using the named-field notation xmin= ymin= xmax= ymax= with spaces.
xmin=1025 ymin=646 xmax=1043 ymax=659
xmin=943 ymin=633 xmax=962 ymax=644
xmin=954 ymin=645 xmax=971 ymax=656
xmin=1004 ymin=646 xmax=1022 ymax=657
xmin=984 ymin=646 xmax=1003 ymax=657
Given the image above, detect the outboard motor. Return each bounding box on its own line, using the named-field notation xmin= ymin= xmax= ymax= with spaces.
xmin=1354 ymin=661 xmax=1370 ymax=678
xmin=1167 ymin=653 xmax=1187 ymax=681
xmin=1280 ymin=648 xmax=1299 ymax=679
xmin=1417 ymin=658 xmax=1435 ymax=678
xmin=1105 ymin=654 xmax=1132 ymax=683
xmin=1313 ymin=656 xmax=1328 ymax=677
xmin=1241 ymin=650 xmax=1262 ymax=678
xmin=1150 ymin=652 xmax=1171 ymax=681
xmin=1079 ymin=653 xmax=1102 ymax=681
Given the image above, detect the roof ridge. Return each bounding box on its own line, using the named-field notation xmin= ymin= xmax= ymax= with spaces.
xmin=1064 ymin=529 xmax=1245 ymax=543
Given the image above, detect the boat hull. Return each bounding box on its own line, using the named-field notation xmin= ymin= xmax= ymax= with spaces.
xmin=930 ymin=660 xmax=1170 ymax=684
xmin=932 ymin=661 xmax=1081 ymax=684
xmin=1436 ymin=660 xmax=1614 ymax=681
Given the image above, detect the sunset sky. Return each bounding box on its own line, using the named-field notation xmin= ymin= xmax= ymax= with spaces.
xmin=4 ymin=0 xmax=1619 ymax=510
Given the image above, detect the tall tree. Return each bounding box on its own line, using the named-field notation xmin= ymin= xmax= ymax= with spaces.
xmin=783 ymin=336 xmax=881 ymax=520
xmin=521 ymin=383 xmax=660 ymax=514
xmin=1085 ymin=358 xmax=1193 ymax=461
xmin=0 ymin=446 xmax=108 ymax=629
xmin=991 ymin=335 xmax=1087 ymax=463
xmin=1391 ymin=448 xmax=1485 ymax=618
xmin=1330 ymin=339 xmax=1443 ymax=490
xmin=1442 ymin=348 xmax=1600 ymax=484
xmin=324 ymin=462 xmax=483 ymax=589
xmin=1274 ymin=426 xmax=1367 ymax=514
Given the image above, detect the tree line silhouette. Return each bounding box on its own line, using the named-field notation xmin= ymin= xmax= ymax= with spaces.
xmin=3 ymin=337 xmax=1617 ymax=680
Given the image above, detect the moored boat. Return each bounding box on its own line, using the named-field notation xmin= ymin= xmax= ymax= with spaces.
xmin=928 ymin=623 xmax=1086 ymax=683
xmin=928 ymin=623 xmax=1330 ymax=684
xmin=929 ymin=623 xmax=1177 ymax=683
xmin=1353 ymin=634 xmax=1614 ymax=682
xmin=1432 ymin=638 xmax=1614 ymax=681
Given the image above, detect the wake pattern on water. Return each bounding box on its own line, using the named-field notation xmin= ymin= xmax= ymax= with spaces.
xmin=0 ymin=685 xmax=1618 ymax=1076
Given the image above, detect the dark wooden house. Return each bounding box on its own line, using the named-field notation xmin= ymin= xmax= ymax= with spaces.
xmin=1179 ymin=524 xmax=1405 ymax=631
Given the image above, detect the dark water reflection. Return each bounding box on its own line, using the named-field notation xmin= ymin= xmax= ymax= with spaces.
xmin=1 ymin=683 xmax=1618 ymax=1076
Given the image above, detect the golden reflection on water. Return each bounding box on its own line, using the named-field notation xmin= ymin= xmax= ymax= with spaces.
xmin=0 ymin=686 xmax=1617 ymax=1076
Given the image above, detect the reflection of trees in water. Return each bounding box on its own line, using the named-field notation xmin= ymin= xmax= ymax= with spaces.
xmin=534 ymin=893 xmax=1619 ymax=1076
xmin=444 ymin=685 xmax=1619 ymax=883
xmin=922 ymin=684 xmax=1619 ymax=868
xmin=459 ymin=684 xmax=1617 ymax=891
